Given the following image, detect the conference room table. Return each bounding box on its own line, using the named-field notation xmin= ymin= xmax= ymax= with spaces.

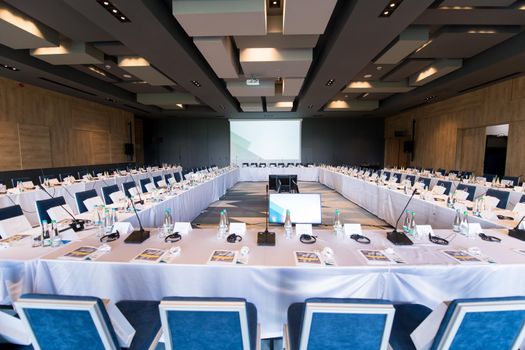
xmin=319 ymin=168 xmax=515 ymax=230
xmin=0 ymin=167 xmax=182 ymax=226
xmin=10 ymin=226 xmax=525 ymax=339
xmin=238 ymin=166 xmax=319 ymax=182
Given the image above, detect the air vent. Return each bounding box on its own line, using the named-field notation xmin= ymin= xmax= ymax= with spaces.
xmin=458 ymin=72 xmax=522 ymax=94
xmin=39 ymin=77 xmax=97 ymax=96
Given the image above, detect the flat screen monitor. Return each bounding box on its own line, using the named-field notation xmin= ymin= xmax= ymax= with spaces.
xmin=269 ymin=193 xmax=322 ymax=224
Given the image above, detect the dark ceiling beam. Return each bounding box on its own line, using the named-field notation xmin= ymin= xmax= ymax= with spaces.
xmin=64 ymin=0 xmax=239 ymax=116
xmin=378 ymin=30 xmax=525 ymax=115
xmin=414 ymin=9 xmax=525 ymax=25
xmin=296 ymin=0 xmax=435 ymax=115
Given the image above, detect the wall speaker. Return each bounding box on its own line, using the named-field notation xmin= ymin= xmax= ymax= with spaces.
xmin=124 ymin=143 xmax=134 ymax=156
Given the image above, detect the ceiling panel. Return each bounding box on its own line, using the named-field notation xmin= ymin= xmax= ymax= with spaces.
xmin=194 ymin=36 xmax=239 ymax=79
xmin=241 ymin=102 xmax=264 ymax=112
xmin=239 ymin=48 xmax=312 ymax=78
xmin=234 ymin=34 xmax=319 ymax=49
xmin=382 ymin=59 xmax=434 ymax=82
xmin=30 ymin=41 xmax=104 ymax=65
xmin=118 ymin=56 xmax=174 ymax=86
xmin=375 ymin=27 xmax=429 ymax=64
xmin=414 ymin=9 xmax=525 ymax=25
xmin=440 ymin=0 xmax=517 ymax=6
xmin=412 ymin=27 xmax=520 ymax=58
xmin=70 ymin=64 xmax=119 ymax=83
xmin=409 ymin=59 xmax=463 ymax=86
xmin=172 ymin=0 xmax=266 ymax=37
xmin=114 ymin=82 xmax=170 ymax=94
xmin=137 ymin=92 xmax=199 ymax=109
xmin=282 ymin=78 xmax=304 ymax=96
xmin=267 ymin=101 xmax=294 ymax=112
xmin=343 ymin=81 xmax=415 ymax=93
xmin=283 ymin=0 xmax=338 ymax=35
xmin=92 ymin=42 xmax=135 ymax=56
xmin=227 ymin=79 xmax=275 ymax=96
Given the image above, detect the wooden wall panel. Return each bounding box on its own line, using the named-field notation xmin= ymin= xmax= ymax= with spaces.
xmin=456 ymin=127 xmax=486 ymax=174
xmin=385 ymin=75 xmax=525 ymax=176
xmin=0 ymin=76 xmax=135 ymax=171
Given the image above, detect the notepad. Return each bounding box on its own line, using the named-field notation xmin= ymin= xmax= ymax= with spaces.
xmin=0 ymin=234 xmax=31 ymax=248
xmin=359 ymin=249 xmax=394 ymax=264
xmin=131 ymin=248 xmax=165 ymax=263
xmin=441 ymin=250 xmax=482 ymax=264
xmin=61 ymin=246 xmax=98 ymax=260
xmin=208 ymin=250 xmax=237 ymax=264
xmin=294 ymin=251 xmax=323 ymax=266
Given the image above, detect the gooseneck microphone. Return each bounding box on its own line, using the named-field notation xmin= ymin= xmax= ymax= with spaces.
xmin=127 ymin=172 xmax=144 ymax=205
xmin=38 ymin=184 xmax=85 ymax=232
xmin=387 ymin=188 xmax=416 ymax=245
xmin=509 ymin=214 xmax=525 ymax=241
xmin=124 ymin=195 xmax=150 ymax=244
xmin=257 ymin=184 xmax=275 ymax=246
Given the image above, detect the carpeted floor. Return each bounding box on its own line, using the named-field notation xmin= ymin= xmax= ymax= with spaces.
xmin=193 ymin=181 xmax=390 ymax=230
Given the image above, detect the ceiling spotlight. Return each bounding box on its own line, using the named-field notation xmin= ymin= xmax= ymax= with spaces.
xmin=362 ymin=93 xmax=370 ymax=98
xmin=2 ymin=64 xmax=19 ymax=71
xmin=88 ymin=66 xmax=107 ymax=77
xmin=379 ymin=0 xmax=403 ymax=17
xmin=176 ymin=103 xmax=183 ymax=109
xmin=96 ymin=0 xmax=131 ymax=22
xmin=376 ymin=66 xmax=383 ymax=71
xmin=269 ymin=0 xmax=281 ymax=8
xmin=425 ymin=95 xmax=436 ymax=102
xmin=105 ymin=97 xmax=115 ymax=102
xmin=123 ymin=74 xmax=132 ymax=78
xmin=364 ymin=74 xmax=373 ymax=79
xmin=191 ymin=80 xmax=202 ymax=87
xmin=325 ymin=79 xmax=335 ymax=86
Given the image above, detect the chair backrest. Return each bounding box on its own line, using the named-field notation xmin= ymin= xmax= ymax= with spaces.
xmin=418 ymin=177 xmax=431 ymax=189
xmin=74 ymin=189 xmax=99 ymax=214
xmin=122 ymin=181 xmax=136 ymax=198
xmin=140 ymin=178 xmax=151 ymax=193
xmin=521 ymin=195 xmax=525 ymax=204
xmin=0 ymin=205 xmax=31 ymax=238
xmin=483 ymin=173 xmax=497 ymax=182
xmin=174 ymin=172 xmax=182 ymax=183
xmin=502 ymin=176 xmax=520 ymax=187
xmin=292 ymin=298 xmax=394 ymax=350
xmin=485 ymin=189 xmax=510 ymax=209
xmin=405 ymin=175 xmax=416 ymax=186
xmin=159 ymin=297 xmax=257 ymax=350
xmin=456 ymin=184 xmax=476 ymax=201
xmin=15 ymin=294 xmax=120 ymax=350
xmin=436 ymin=180 xmax=453 ymax=195
xmin=431 ymin=296 xmax=525 ymax=350
xmin=165 ymin=173 xmax=173 ymax=183
xmin=101 ymin=185 xmax=120 ymax=205
xmin=11 ymin=177 xmax=32 ymax=188
xmin=437 ymin=168 xmax=446 ymax=175
xmin=59 ymin=173 xmax=75 ymax=182
xmin=393 ymin=173 xmax=402 ymax=183
xmin=269 ymin=163 xmax=277 ymax=167
xmin=152 ymin=175 xmax=163 ymax=188
xmin=0 ymin=204 xmax=24 ymax=221
xmin=35 ymin=197 xmax=66 ymax=224
xmin=383 ymin=171 xmax=391 ymax=181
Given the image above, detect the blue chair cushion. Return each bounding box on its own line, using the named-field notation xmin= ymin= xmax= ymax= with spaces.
xmin=162 ymin=297 xmax=257 ymax=350
xmin=116 ymin=300 xmax=161 ymax=350
xmin=0 ymin=205 xmax=24 ymax=221
xmin=35 ymin=197 xmax=66 ymax=224
xmin=74 ymin=189 xmax=98 ymax=214
xmin=389 ymin=303 xmax=432 ymax=350
xmin=101 ymin=185 xmax=120 ymax=205
xmin=485 ymin=189 xmax=510 ymax=209
xmin=122 ymin=181 xmax=136 ymax=198
xmin=457 ymin=184 xmax=476 ymax=201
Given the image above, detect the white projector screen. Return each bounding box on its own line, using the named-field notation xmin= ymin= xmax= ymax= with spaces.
xmin=230 ymin=119 xmax=301 ymax=164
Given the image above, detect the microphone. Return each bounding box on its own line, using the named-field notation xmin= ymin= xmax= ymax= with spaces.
xmin=124 ymin=195 xmax=150 ymax=243
xmin=127 ymin=172 xmax=144 ymax=205
xmin=257 ymin=184 xmax=275 ymax=246
xmin=387 ymin=189 xmax=416 ymax=245
xmin=508 ymin=214 xmax=525 ymax=241
xmin=37 ymin=184 xmax=85 ymax=232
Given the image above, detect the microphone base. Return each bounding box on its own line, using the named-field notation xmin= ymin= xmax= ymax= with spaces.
xmin=257 ymin=230 xmax=275 ymax=246
xmin=69 ymin=220 xmax=85 ymax=232
xmin=509 ymin=228 xmax=525 ymax=241
xmin=124 ymin=229 xmax=150 ymax=244
xmin=387 ymin=230 xmax=414 ymax=246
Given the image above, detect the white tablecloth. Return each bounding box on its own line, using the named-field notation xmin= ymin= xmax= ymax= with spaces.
xmin=319 ymin=169 xmax=511 ymax=230
xmin=238 ymin=167 xmax=319 ymax=182
xmin=29 ymin=227 xmax=525 ymax=338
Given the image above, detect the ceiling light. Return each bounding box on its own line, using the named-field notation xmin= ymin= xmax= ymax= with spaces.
xmin=123 ymin=74 xmax=132 ymax=78
xmin=325 ymin=79 xmax=335 ymax=86
xmin=425 ymin=95 xmax=436 ymax=101
xmin=364 ymin=74 xmax=373 ymax=79
xmin=105 ymin=97 xmax=115 ymax=102
xmin=104 ymin=64 xmax=111 ymax=69
xmin=1 ymin=64 xmax=19 ymax=71
xmin=439 ymin=6 xmax=473 ymax=10
xmin=379 ymin=0 xmax=403 ymax=17
xmin=362 ymin=93 xmax=370 ymax=98
xmin=176 ymin=103 xmax=183 ymax=109
xmin=191 ymin=80 xmax=202 ymax=87
xmin=88 ymin=66 xmax=107 ymax=77
xmin=415 ymin=39 xmax=433 ymax=53
xmin=468 ymin=30 xmax=496 ymax=34
xmin=246 ymin=78 xmax=260 ymax=86
xmin=269 ymin=0 xmax=280 ymax=8
xmin=376 ymin=66 xmax=383 ymax=71
xmin=96 ymin=0 xmax=130 ymax=22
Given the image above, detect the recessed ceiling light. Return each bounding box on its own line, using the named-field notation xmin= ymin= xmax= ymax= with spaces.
xmin=176 ymin=103 xmax=183 ymax=109
xmin=325 ymin=79 xmax=335 ymax=86
xmin=379 ymin=0 xmax=403 ymax=17
xmin=123 ymin=74 xmax=132 ymax=78
xmin=390 ymin=3 xmax=396 ymax=7
xmin=364 ymin=74 xmax=373 ymax=79
xmin=96 ymin=0 xmax=131 ymax=22
xmin=269 ymin=0 xmax=280 ymax=8
xmin=362 ymin=93 xmax=370 ymax=98
xmin=2 ymin=64 xmax=19 ymax=71
xmin=103 ymin=1 xmax=109 ymax=5
xmin=376 ymin=66 xmax=383 ymax=71
xmin=191 ymin=80 xmax=202 ymax=87
xmin=88 ymin=66 xmax=107 ymax=77
xmin=104 ymin=64 xmax=111 ymax=69
xmin=468 ymin=29 xmax=496 ymax=34
xmin=415 ymin=39 xmax=433 ymax=53
xmin=439 ymin=6 xmax=473 ymax=10
xmin=112 ymin=9 xmax=117 ymax=13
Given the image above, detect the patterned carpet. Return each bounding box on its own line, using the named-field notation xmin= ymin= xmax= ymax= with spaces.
xmin=193 ymin=181 xmax=390 ymax=230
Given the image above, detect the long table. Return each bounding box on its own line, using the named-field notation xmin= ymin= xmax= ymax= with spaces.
xmin=25 ymin=227 xmax=525 ymax=338
xmin=319 ymin=168 xmax=513 ymax=230
xmin=238 ymin=166 xmax=319 ymax=182
xmin=0 ymin=168 xmax=182 ymax=226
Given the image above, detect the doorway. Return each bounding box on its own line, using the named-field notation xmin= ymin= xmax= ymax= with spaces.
xmin=483 ymin=124 xmax=508 ymax=178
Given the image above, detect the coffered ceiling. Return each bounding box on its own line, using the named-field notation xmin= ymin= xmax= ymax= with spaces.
xmin=0 ymin=0 xmax=524 ymax=118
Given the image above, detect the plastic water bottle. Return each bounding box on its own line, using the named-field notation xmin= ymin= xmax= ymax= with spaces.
xmin=224 ymin=209 xmax=230 ymax=228
xmin=51 ymin=220 xmax=61 ymax=247
xmin=284 ymin=210 xmax=293 ymax=239
xmin=402 ymin=210 xmax=411 ymax=233
xmin=42 ymin=221 xmax=51 ymax=247
xmin=408 ymin=212 xmax=417 ymax=237
xmin=333 ymin=209 xmax=343 ymax=238
xmin=104 ymin=209 xmax=112 ymax=234
xmin=111 ymin=208 xmax=118 ymax=225
xmin=460 ymin=211 xmax=471 ymax=237
xmin=218 ymin=210 xmax=227 ymax=239
xmin=452 ymin=209 xmax=461 ymax=232
xmin=161 ymin=208 xmax=173 ymax=238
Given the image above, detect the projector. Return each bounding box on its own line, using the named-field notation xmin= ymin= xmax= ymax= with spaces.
xmin=246 ymin=79 xmax=260 ymax=86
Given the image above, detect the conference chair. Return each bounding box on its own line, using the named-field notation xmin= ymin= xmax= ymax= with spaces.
xmin=259 ymin=163 xmax=266 ymax=168
xmin=521 ymin=195 xmax=525 ymax=204
xmin=277 ymin=176 xmax=292 ymax=193
xmin=158 ymin=297 xmax=259 ymax=350
xmin=164 ymin=173 xmax=173 ymax=184
xmin=152 ymin=175 xmax=163 ymax=188
xmin=101 ymin=184 xmax=124 ymax=205
xmin=389 ymin=296 xmax=525 ymax=350
xmin=483 ymin=173 xmax=497 ymax=182
xmin=35 ymin=196 xmax=67 ymax=224
xmin=269 ymin=163 xmax=277 ymax=167
xmin=74 ymin=189 xmax=100 ymax=214
xmin=418 ymin=177 xmax=431 ymax=189
xmin=122 ymin=181 xmax=137 ymax=198
xmin=485 ymin=188 xmax=510 ymax=209
xmin=393 ymin=173 xmax=402 ymax=183
xmin=140 ymin=178 xmax=152 ymax=193
xmin=437 ymin=168 xmax=446 ymax=175
xmin=462 ymin=171 xmax=473 ymax=178
xmin=250 ymin=163 xmax=258 ymax=167
xmin=15 ymin=294 xmax=161 ymax=350
xmin=10 ymin=177 xmax=32 ymax=188
xmin=38 ymin=175 xmax=58 ymax=184
xmin=405 ymin=175 xmax=416 ymax=186
xmin=59 ymin=173 xmax=76 ymax=182
xmin=287 ymin=163 xmax=295 ymax=167
xmin=174 ymin=172 xmax=182 ymax=183
xmin=436 ymin=180 xmax=452 ymax=195
xmin=278 ymin=163 xmax=285 ymax=167
xmin=77 ymin=169 xmax=92 ymax=179
xmin=424 ymin=168 xmax=434 ymax=173
xmin=456 ymin=184 xmax=476 ymax=201
xmin=383 ymin=171 xmax=391 ymax=181
xmin=502 ymin=176 xmax=520 ymax=187
xmin=284 ymin=298 xmax=395 ymax=350
xmin=0 ymin=205 xmax=31 ymax=238
xmin=295 ymin=163 xmax=302 ymax=167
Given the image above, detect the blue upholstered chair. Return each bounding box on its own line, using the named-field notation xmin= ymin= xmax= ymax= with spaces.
xmin=74 ymin=189 xmax=99 ymax=214
xmin=418 ymin=177 xmax=431 ymax=189
xmin=405 ymin=175 xmax=416 ymax=186
xmin=502 ymin=176 xmax=520 ymax=187
xmin=425 ymin=168 xmax=434 ymax=173
xmin=483 ymin=173 xmax=497 ymax=182
xmin=456 ymin=184 xmax=476 ymax=201
xmin=15 ymin=294 xmax=161 ymax=350
xmin=437 ymin=168 xmax=446 ymax=175
xmin=35 ymin=197 xmax=66 ymax=224
xmin=521 ymin=195 xmax=525 ymax=203
xmin=140 ymin=178 xmax=151 ymax=193
xmin=158 ymin=297 xmax=259 ymax=350
xmin=393 ymin=173 xmax=402 ymax=183
xmin=436 ymin=180 xmax=452 ymax=195
xmin=485 ymin=189 xmax=510 ymax=209
xmin=164 ymin=173 xmax=173 ymax=184
xmin=152 ymin=175 xmax=163 ymax=188
xmin=10 ymin=177 xmax=32 ymax=188
xmin=0 ymin=205 xmax=31 ymax=238
xmin=0 ymin=205 xmax=25 ymax=222
xmin=101 ymin=185 xmax=120 ymax=205
xmin=284 ymin=298 xmax=395 ymax=350
xmin=390 ymin=296 xmax=525 ymax=350
xmin=122 ymin=181 xmax=137 ymax=198
xmin=174 ymin=172 xmax=182 ymax=183
xmin=383 ymin=171 xmax=391 ymax=181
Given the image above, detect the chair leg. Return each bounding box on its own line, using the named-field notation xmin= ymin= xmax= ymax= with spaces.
xmin=283 ymin=324 xmax=290 ymax=350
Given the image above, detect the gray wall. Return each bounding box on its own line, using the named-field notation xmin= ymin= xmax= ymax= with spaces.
xmin=301 ymin=118 xmax=384 ymax=166
xmin=143 ymin=117 xmax=384 ymax=168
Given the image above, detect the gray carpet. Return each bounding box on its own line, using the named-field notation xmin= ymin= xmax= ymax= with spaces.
xmin=193 ymin=181 xmax=390 ymax=230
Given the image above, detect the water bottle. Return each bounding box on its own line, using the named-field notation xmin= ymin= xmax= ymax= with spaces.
xmin=333 ymin=209 xmax=343 ymax=238
xmin=218 ymin=210 xmax=227 ymax=239
xmin=111 ymin=208 xmax=118 ymax=225
xmin=402 ymin=210 xmax=411 ymax=233
xmin=224 ymin=209 xmax=230 ymax=229
xmin=42 ymin=221 xmax=51 ymax=247
xmin=51 ymin=220 xmax=61 ymax=247
xmin=409 ymin=212 xmax=417 ymax=238
xmin=104 ymin=209 xmax=112 ymax=234
xmin=453 ymin=209 xmax=461 ymax=233
xmin=161 ymin=208 xmax=173 ymax=238
xmin=460 ymin=211 xmax=472 ymax=238
xmin=284 ymin=210 xmax=293 ymax=239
